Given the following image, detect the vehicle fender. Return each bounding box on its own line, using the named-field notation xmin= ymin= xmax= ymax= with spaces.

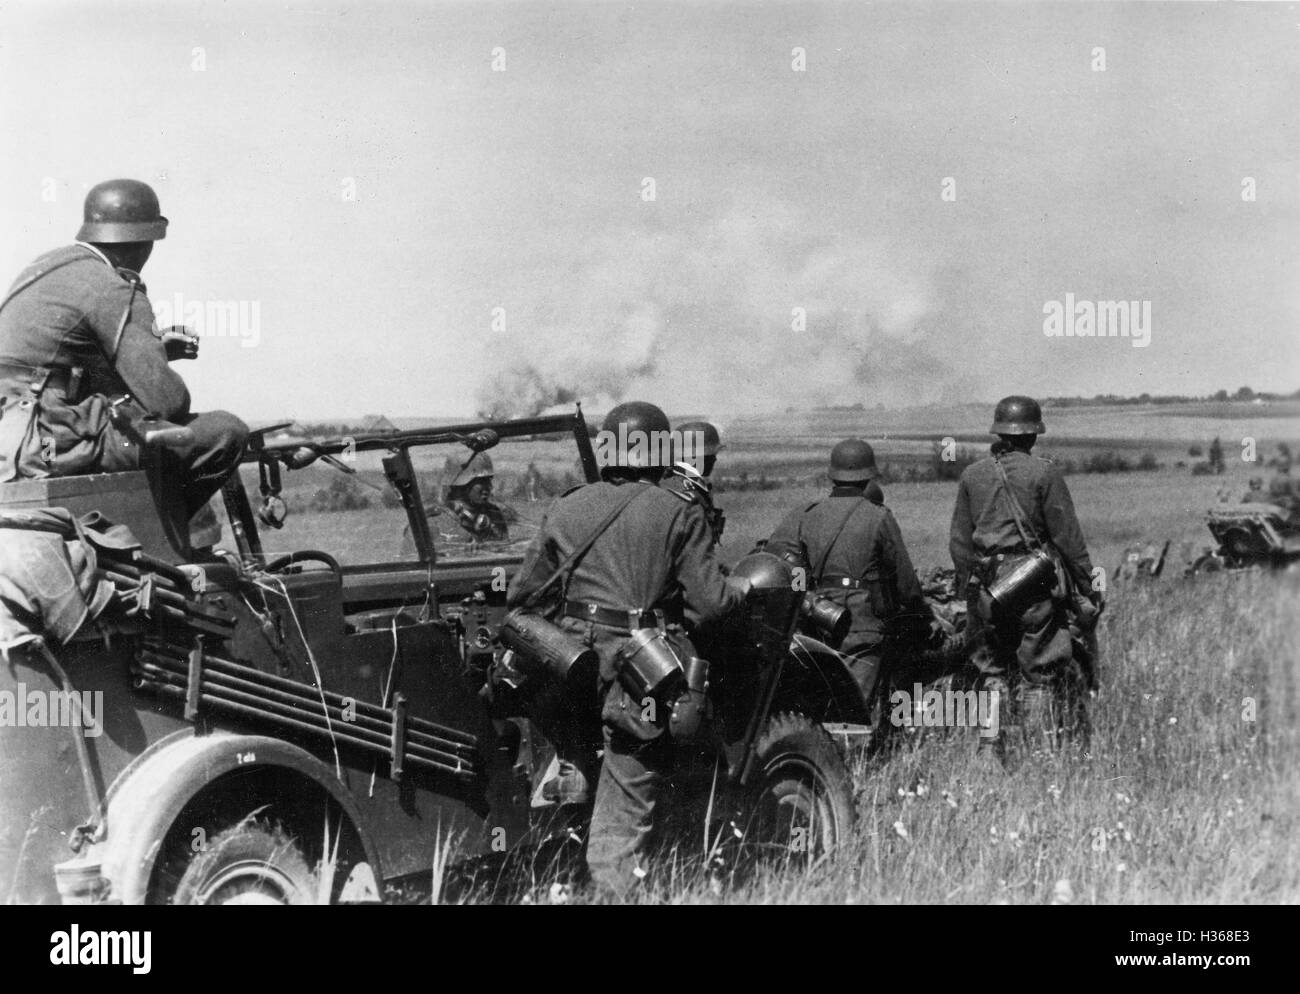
xmin=782 ymin=633 xmax=874 ymax=725
xmin=90 ymin=730 xmax=381 ymax=904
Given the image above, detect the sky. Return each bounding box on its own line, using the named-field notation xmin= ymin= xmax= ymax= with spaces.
xmin=1 ymin=0 xmax=1297 ymax=422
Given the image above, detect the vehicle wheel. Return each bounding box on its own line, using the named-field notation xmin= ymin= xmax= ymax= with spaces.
xmin=741 ymin=712 xmax=855 ymax=863
xmin=170 ymin=820 xmax=318 ymax=905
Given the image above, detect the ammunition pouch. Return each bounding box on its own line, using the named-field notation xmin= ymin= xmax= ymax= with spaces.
xmin=498 ymin=609 xmax=599 ymax=682
xmin=667 ymin=654 xmax=711 ymax=744
xmin=0 ymin=365 xmax=81 ymax=482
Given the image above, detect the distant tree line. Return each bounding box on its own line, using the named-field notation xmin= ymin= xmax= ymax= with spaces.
xmin=1045 ymin=386 xmax=1298 ymax=408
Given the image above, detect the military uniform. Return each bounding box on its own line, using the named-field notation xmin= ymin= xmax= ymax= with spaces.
xmin=949 ymin=448 xmax=1095 ymax=685
xmin=0 ymin=243 xmax=247 ymax=517
xmin=766 ymin=487 xmax=929 ymax=703
xmin=432 ymin=497 xmax=515 ymax=542
xmin=507 ymin=477 xmax=741 ymax=896
xmin=1267 ymin=469 xmax=1299 ymax=526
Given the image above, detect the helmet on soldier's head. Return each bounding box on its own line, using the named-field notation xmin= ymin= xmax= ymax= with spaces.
xmin=77 ymin=179 xmax=168 ymax=243
xmin=675 ymin=420 xmax=723 ymax=457
xmin=599 ymin=401 xmax=671 ymax=471
xmin=828 ymin=438 xmax=878 ymax=483
xmin=990 ymin=395 xmax=1046 ymax=435
xmin=450 ymin=451 xmax=494 ymax=487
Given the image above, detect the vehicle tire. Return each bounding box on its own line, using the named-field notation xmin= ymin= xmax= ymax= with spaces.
xmin=170 ymin=820 xmax=318 ymax=905
xmin=741 ymin=712 xmax=855 ymax=863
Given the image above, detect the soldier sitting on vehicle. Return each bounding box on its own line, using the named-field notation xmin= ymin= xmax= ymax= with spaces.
xmin=0 ymin=179 xmax=248 ymax=533
xmin=765 ymin=438 xmax=934 ymax=714
xmin=949 ymin=396 xmax=1102 ymax=765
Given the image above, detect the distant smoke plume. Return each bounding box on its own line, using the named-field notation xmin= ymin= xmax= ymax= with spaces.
xmin=475 ymin=198 xmax=956 ymax=419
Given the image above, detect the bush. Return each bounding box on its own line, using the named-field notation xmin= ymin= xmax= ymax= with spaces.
xmin=310 ymin=474 xmax=372 ymax=512
xmin=1138 ymin=452 xmax=1159 ymax=471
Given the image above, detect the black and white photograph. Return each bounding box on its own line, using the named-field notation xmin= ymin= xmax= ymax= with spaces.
xmin=0 ymin=0 xmax=1295 ymax=950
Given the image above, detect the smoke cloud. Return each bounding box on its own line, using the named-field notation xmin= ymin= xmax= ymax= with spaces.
xmin=474 ymin=198 xmax=956 ymax=420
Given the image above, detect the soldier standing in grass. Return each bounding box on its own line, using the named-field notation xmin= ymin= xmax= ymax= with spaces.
xmin=765 ymin=438 xmax=933 ymax=715
xmin=507 ymin=401 xmax=746 ymax=899
xmin=949 ymin=396 xmax=1102 ymax=764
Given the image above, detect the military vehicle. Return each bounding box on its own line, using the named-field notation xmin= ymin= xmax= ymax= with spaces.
xmin=1187 ymin=503 xmax=1300 ymax=574
xmin=1 ymin=409 xmax=866 ymax=905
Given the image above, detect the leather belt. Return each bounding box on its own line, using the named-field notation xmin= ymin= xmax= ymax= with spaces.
xmin=819 ymin=574 xmax=864 ymax=589
xmin=564 ymin=601 xmax=663 ymax=632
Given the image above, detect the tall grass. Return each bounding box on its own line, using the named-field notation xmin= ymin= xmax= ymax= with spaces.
xmin=613 ymin=571 xmax=1299 ymax=904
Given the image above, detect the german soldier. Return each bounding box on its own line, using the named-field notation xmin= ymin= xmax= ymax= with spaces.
xmin=506 ymin=401 xmax=745 ymax=898
xmin=0 ymin=179 xmax=248 ymax=531
xmin=765 ymin=438 xmax=932 ymax=712
xmin=435 ymin=451 xmax=515 ymax=541
xmin=949 ymin=396 xmax=1101 ymax=761
xmin=663 ymin=419 xmax=725 ymax=547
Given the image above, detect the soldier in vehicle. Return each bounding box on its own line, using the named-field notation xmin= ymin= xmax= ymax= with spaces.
xmin=432 ymin=451 xmax=516 ymax=542
xmin=663 ymin=419 xmax=725 ymax=546
xmin=765 ymin=438 xmax=933 ymax=712
xmin=506 ymin=401 xmax=745 ymax=898
xmin=1267 ymin=445 xmax=1300 ymax=528
xmin=949 ymin=395 xmax=1102 ymax=763
xmin=0 ymin=179 xmax=248 ymax=522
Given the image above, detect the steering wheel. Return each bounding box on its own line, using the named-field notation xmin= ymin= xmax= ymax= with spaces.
xmin=262 ymin=550 xmax=343 ymax=577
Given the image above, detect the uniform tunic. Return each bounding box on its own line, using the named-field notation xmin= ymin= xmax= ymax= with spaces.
xmin=948 ymin=448 xmax=1096 ymax=684
xmin=766 ymin=486 xmax=929 ymax=701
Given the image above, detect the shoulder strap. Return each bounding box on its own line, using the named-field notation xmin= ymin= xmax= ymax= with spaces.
xmin=993 ymin=455 xmax=1042 ymax=550
xmin=0 ymin=249 xmax=93 ymax=317
xmin=518 ymin=483 xmax=649 ymax=611
xmin=812 ymin=496 xmax=869 ymax=582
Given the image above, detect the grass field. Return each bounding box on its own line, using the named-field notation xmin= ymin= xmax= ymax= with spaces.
xmin=630 ymin=571 xmax=1299 ymax=904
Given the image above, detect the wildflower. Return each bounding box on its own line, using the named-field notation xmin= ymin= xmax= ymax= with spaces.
xmin=893 ymin=820 xmax=909 ymax=840
xmin=1168 ymin=716 xmax=1178 ymax=725
xmin=1051 ymin=879 xmax=1074 ymax=905
xmin=1117 ymin=862 xmax=1128 ymax=874
xmin=942 ymin=790 xmax=959 ymax=810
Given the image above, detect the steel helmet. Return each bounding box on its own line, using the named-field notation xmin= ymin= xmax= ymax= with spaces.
xmin=990 ymin=395 xmax=1046 ymax=435
xmin=449 ymin=451 xmax=494 ymax=487
xmin=675 ymin=420 xmax=723 ymax=457
xmin=729 ymin=552 xmax=803 ymax=646
xmin=76 ymin=179 xmax=168 ymax=243
xmin=599 ymin=401 xmax=672 ymax=470
xmin=828 ymin=438 xmax=878 ymax=483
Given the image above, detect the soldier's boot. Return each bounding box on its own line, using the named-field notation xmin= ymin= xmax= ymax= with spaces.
xmin=1017 ymin=681 xmax=1056 ymax=756
xmin=975 ymin=676 xmax=1009 ymax=773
